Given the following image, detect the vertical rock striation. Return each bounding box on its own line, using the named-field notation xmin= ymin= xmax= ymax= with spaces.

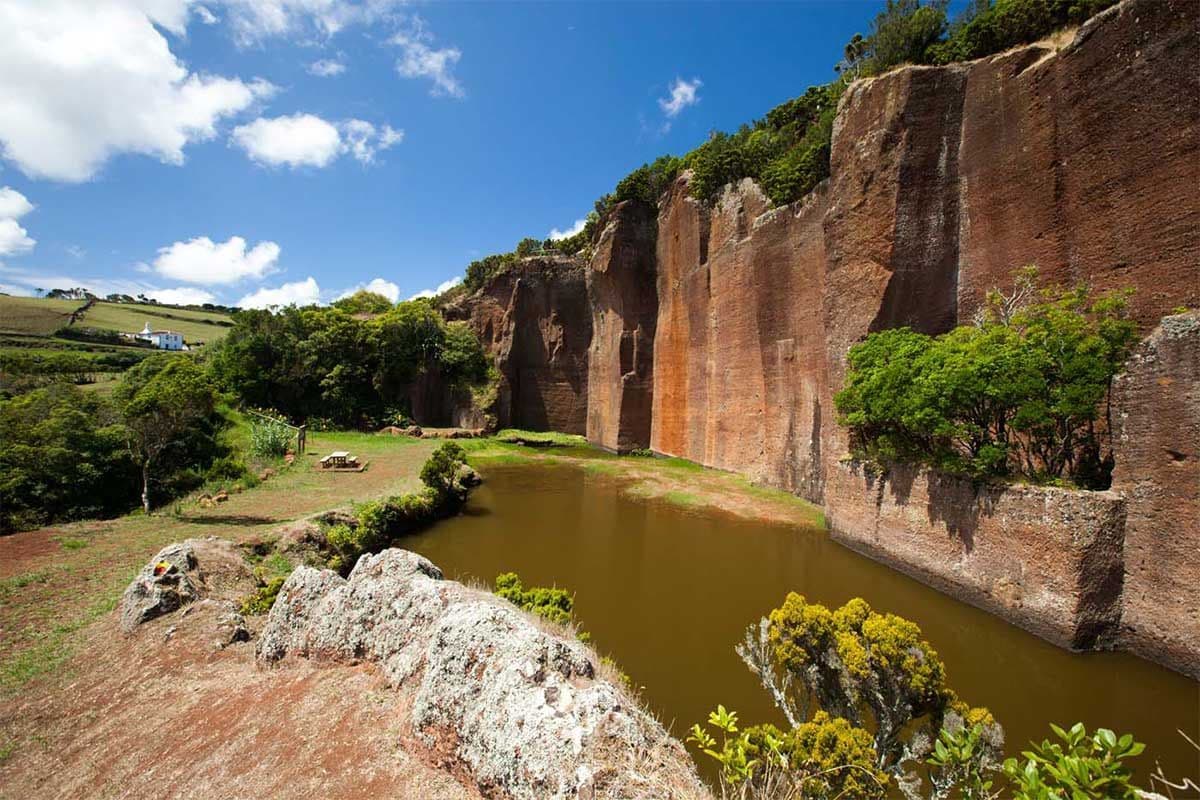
xmin=1111 ymin=313 xmax=1200 ymax=678
xmin=586 ymin=200 xmax=659 ymax=452
xmin=447 ymin=256 xmax=592 ymax=433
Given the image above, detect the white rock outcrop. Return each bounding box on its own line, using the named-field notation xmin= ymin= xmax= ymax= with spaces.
xmin=257 ymin=549 xmax=708 ymax=799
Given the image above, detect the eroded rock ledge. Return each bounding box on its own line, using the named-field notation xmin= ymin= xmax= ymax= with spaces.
xmin=257 ymin=549 xmax=708 ymax=800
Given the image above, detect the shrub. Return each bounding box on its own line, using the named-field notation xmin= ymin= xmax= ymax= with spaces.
xmin=835 ymin=270 xmax=1136 ymax=487
xmin=688 ymin=707 xmax=890 ymax=799
xmin=248 ymin=416 xmax=292 ymax=458
xmin=928 ymin=0 xmax=1119 ymax=66
xmin=420 ymin=441 xmax=469 ymax=497
xmin=494 ymin=572 xmax=574 ymax=625
xmin=1003 ymin=723 xmax=1145 ymax=800
xmin=240 ymin=576 xmax=286 ymax=615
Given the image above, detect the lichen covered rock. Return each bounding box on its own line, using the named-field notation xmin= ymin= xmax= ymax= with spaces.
xmin=119 ymin=542 xmax=201 ymax=632
xmin=257 ymin=549 xmax=707 ymax=799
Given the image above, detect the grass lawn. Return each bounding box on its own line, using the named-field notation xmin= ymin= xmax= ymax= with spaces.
xmin=0 ymin=296 xmax=85 ymax=336
xmin=77 ymin=302 xmax=232 ymax=346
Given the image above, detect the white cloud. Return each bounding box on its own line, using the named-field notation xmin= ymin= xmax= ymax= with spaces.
xmin=409 ymin=276 xmax=462 ymax=300
xmin=153 ymin=235 xmax=281 ymax=285
xmin=548 ymin=218 xmax=587 ymax=241
xmin=308 ymin=58 xmax=346 ymax=77
xmin=659 ymin=77 xmax=702 ymax=119
xmin=0 ymin=187 xmax=36 ymax=257
xmin=232 ymin=114 xmax=343 ymax=168
xmin=337 ymin=277 xmax=400 ymax=303
xmin=215 ymin=0 xmax=404 ymax=46
xmin=0 ymin=0 xmax=275 ymax=182
xmin=194 ymin=5 xmax=219 ymax=25
xmin=147 ymin=286 xmax=218 ymax=305
xmin=390 ymin=17 xmax=464 ymax=98
xmin=232 ymin=114 xmax=402 ymax=168
xmin=340 ymin=119 xmax=404 ymax=164
xmin=238 ymin=276 xmax=321 ymax=309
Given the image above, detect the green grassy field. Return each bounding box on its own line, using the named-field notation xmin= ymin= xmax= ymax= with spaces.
xmin=77 ymin=301 xmax=232 ymax=345
xmin=0 ymin=297 xmax=85 ymax=335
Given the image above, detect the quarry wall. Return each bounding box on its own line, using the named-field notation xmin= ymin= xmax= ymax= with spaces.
xmin=447 ymin=0 xmax=1199 ymax=677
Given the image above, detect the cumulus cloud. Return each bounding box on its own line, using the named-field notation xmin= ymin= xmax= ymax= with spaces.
xmin=658 ymin=77 xmax=702 ymax=129
xmin=409 ymin=276 xmax=462 ymax=300
xmin=308 ymin=58 xmax=347 ymax=77
xmin=0 ymin=0 xmax=274 ymax=182
xmin=147 ymin=286 xmax=218 ymax=305
xmin=232 ymin=114 xmax=343 ymax=168
xmin=337 ymin=277 xmax=400 ymax=303
xmin=238 ymin=276 xmax=321 ymax=309
xmin=390 ymin=17 xmax=464 ymax=98
xmin=0 ymin=187 xmax=36 ymax=257
xmin=153 ymin=235 xmax=281 ymax=285
xmin=232 ymin=114 xmax=403 ymax=168
xmin=548 ymin=218 xmax=587 ymax=241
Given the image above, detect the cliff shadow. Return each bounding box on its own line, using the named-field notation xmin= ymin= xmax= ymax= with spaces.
xmin=923 ymin=471 xmax=996 ymax=553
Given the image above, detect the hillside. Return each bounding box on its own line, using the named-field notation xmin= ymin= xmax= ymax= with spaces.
xmin=76 ymin=301 xmax=232 ymax=346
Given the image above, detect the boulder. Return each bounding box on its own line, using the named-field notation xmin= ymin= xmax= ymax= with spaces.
xmin=119 ymin=542 xmax=201 ymax=632
xmin=119 ymin=539 xmax=259 ymax=634
xmin=257 ymin=550 xmax=706 ymax=799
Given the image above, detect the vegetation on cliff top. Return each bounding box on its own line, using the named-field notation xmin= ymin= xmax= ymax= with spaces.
xmin=835 ymin=269 xmax=1137 ymax=488
xmin=452 ymin=0 xmax=1118 ymax=300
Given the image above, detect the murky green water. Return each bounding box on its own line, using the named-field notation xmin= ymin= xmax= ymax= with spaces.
xmin=405 ymin=461 xmax=1199 ymax=783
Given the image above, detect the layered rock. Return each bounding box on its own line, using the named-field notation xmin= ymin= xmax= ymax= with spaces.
xmin=258 ymin=549 xmax=707 ymax=800
xmin=1111 ymin=313 xmax=1200 ymax=678
xmin=586 ymin=200 xmax=658 ymax=452
xmin=825 ymin=463 xmax=1127 ymax=649
xmin=447 ymin=257 xmax=591 ymax=433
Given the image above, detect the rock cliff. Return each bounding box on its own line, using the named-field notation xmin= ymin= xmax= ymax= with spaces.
xmin=446 ymin=256 xmax=591 ymax=433
xmin=441 ymin=0 xmax=1199 ymax=676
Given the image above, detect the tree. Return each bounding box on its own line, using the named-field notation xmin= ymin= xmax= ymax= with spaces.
xmin=114 ymin=356 xmax=220 ymax=512
xmin=0 ymin=385 xmax=136 ymax=532
xmin=333 ymin=289 xmax=394 ymax=315
xmin=835 ymin=270 xmax=1137 ymax=486
xmin=864 ymin=0 xmax=948 ymax=73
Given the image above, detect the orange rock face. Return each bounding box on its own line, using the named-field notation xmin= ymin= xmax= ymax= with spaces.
xmin=650 ymin=178 xmax=830 ymax=501
xmin=586 ymin=200 xmax=658 ymax=452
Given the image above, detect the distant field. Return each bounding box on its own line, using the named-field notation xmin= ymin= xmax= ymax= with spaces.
xmin=0 ymin=296 xmax=85 ymax=335
xmin=77 ymin=301 xmax=232 ymax=345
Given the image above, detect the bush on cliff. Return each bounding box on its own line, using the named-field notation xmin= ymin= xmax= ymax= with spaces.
xmin=835 ymin=270 xmax=1137 ymax=487
xmin=928 ymin=0 xmax=1120 ymax=65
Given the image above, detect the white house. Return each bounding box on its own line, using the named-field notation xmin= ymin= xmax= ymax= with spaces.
xmin=133 ymin=322 xmax=186 ymax=351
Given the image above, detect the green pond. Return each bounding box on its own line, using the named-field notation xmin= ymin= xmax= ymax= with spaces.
xmin=405 ymin=460 xmax=1199 ymax=784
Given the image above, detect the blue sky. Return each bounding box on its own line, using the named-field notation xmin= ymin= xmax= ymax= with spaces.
xmin=0 ymin=1 xmax=893 ymax=308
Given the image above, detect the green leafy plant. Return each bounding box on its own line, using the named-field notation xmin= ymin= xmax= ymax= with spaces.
xmin=928 ymin=723 xmax=1003 ymax=799
xmin=494 ymin=572 xmax=574 ymax=625
xmin=248 ymin=416 xmax=292 ymax=458
xmin=1003 ymin=723 xmax=1145 ymax=800
xmin=240 ymin=575 xmax=286 ymax=615
xmin=835 ymin=269 xmax=1137 ymax=487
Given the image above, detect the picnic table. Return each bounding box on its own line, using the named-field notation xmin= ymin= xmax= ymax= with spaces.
xmin=320 ymin=451 xmax=359 ymax=469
